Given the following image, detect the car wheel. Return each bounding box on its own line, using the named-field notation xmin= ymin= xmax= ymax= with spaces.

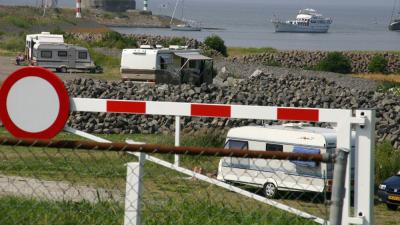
xmin=264 ymin=182 xmax=278 ymax=198
xmin=387 ymin=203 xmax=398 ymax=211
xmin=60 ymin=67 xmax=68 ymax=73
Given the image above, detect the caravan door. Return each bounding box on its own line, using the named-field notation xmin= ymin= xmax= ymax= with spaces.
xmin=68 ymin=47 xmax=76 ymax=69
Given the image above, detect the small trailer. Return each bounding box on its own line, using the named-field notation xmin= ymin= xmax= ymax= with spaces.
xmin=217 ymin=123 xmax=355 ymax=198
xmin=120 ymin=45 xmax=214 ymax=85
xmin=26 ymin=32 xmax=64 ymax=61
xmin=31 ymin=43 xmax=101 ymax=73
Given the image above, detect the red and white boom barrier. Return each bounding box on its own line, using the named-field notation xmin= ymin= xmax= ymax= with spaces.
xmin=0 ymin=67 xmax=375 ymax=225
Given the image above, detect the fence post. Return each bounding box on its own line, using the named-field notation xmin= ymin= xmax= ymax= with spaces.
xmin=124 ymin=152 xmax=146 ymax=225
xmin=329 ymin=148 xmax=350 ymax=225
xmin=174 ymin=116 xmax=180 ymax=166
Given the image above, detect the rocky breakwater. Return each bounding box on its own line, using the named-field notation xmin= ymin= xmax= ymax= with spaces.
xmin=72 ymin=33 xmax=198 ymax=49
xmin=67 ymin=75 xmax=400 ymax=149
xmin=230 ymin=51 xmax=400 ymax=73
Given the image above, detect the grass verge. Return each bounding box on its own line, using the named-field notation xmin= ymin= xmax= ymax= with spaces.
xmin=353 ymin=73 xmax=400 ymax=83
xmin=0 ymin=196 xmax=316 ymax=225
xmin=227 ymin=47 xmax=277 ymax=56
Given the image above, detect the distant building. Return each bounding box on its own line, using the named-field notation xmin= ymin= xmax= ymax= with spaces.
xmin=82 ymin=0 xmax=136 ymax=12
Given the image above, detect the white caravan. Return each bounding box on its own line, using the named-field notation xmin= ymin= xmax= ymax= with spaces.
xmin=26 ymin=32 xmax=64 ymax=60
xmin=120 ymin=45 xmax=213 ymax=85
xmin=217 ymin=124 xmax=354 ymax=198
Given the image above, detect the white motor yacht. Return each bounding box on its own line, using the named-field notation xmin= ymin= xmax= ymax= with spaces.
xmin=272 ymin=9 xmax=332 ymax=33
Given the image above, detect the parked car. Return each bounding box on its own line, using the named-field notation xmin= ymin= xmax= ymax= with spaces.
xmin=378 ymin=171 xmax=400 ymax=210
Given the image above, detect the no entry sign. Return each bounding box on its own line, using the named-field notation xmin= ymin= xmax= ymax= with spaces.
xmin=0 ymin=67 xmax=69 ymax=139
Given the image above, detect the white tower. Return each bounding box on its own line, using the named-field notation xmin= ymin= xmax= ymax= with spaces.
xmin=76 ymin=0 xmax=82 ymax=18
xmin=143 ymin=0 xmax=148 ymax=11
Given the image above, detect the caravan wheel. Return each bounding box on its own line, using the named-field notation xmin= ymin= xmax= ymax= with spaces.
xmin=263 ymin=183 xmax=278 ymax=198
xmin=60 ymin=67 xmax=68 ymax=73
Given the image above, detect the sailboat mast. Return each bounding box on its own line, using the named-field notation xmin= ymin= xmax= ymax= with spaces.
xmin=170 ymin=0 xmax=180 ymax=25
xmin=181 ymin=0 xmax=184 ymax=20
xmin=390 ymin=0 xmax=398 ymax=23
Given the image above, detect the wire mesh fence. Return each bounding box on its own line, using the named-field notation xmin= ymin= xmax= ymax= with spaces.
xmin=0 ymin=137 xmax=336 ymax=225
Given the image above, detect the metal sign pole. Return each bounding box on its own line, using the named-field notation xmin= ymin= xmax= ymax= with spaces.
xmin=174 ymin=116 xmax=180 ymax=166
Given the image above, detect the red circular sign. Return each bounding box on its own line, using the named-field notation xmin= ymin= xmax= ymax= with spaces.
xmin=0 ymin=67 xmax=70 ymax=139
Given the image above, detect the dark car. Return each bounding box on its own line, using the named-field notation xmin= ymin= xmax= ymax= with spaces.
xmin=378 ymin=171 xmax=400 ymax=210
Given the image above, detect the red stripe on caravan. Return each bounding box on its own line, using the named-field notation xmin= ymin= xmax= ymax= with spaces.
xmin=107 ymin=100 xmax=146 ymax=114
xmin=277 ymin=108 xmax=319 ymax=122
xmin=191 ymin=104 xmax=231 ymax=118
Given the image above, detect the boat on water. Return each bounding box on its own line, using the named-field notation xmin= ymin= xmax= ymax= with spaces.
xmin=272 ymin=9 xmax=332 ymax=33
xmin=389 ymin=0 xmax=400 ymax=31
xmin=171 ymin=19 xmax=202 ymax=31
xmin=170 ymin=0 xmax=202 ymax=31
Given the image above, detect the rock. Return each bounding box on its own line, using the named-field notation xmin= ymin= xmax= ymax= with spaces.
xmin=250 ymin=69 xmax=265 ymax=78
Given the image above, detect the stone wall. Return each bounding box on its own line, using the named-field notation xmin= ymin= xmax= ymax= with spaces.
xmin=230 ymin=51 xmax=400 ymax=73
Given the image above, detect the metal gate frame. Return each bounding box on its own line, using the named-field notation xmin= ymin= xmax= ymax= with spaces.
xmin=70 ymin=98 xmax=375 ymax=225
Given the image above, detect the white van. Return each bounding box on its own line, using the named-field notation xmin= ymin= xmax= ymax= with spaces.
xmin=217 ymin=124 xmax=353 ymax=198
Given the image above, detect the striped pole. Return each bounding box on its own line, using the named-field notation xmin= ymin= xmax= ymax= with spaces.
xmin=76 ymin=0 xmax=82 ymax=18
xmin=143 ymin=0 xmax=148 ymax=11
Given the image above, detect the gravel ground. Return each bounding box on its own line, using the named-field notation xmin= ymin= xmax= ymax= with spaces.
xmin=214 ymin=59 xmax=378 ymax=91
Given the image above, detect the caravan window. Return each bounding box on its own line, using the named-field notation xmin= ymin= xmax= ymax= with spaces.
xmin=291 ymin=146 xmax=320 ymax=167
xmin=224 ymin=140 xmax=248 ymax=150
xmin=41 ymin=51 xmax=52 ymax=59
xmin=78 ymin=51 xmax=88 ymax=59
xmin=266 ymin=143 xmax=283 ymax=152
xmin=58 ymin=51 xmax=67 ymax=57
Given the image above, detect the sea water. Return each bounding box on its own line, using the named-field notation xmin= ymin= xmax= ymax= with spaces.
xmin=5 ymin=0 xmax=400 ymax=50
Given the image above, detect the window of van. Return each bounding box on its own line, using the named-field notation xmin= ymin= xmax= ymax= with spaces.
xmin=266 ymin=143 xmax=283 ymax=152
xmin=58 ymin=51 xmax=67 ymax=57
xmin=41 ymin=51 xmax=52 ymax=59
xmin=78 ymin=51 xmax=88 ymax=59
xmin=224 ymin=140 xmax=248 ymax=150
xmin=291 ymin=146 xmax=320 ymax=167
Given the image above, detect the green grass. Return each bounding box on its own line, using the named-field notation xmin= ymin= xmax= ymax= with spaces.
xmin=0 ymin=197 xmax=123 ymax=225
xmin=0 ymin=196 xmax=315 ymax=225
xmin=1 ymin=34 xmax=25 ymax=52
xmin=5 ymin=16 xmax=31 ymax=29
xmin=227 ymin=47 xmax=277 ymax=56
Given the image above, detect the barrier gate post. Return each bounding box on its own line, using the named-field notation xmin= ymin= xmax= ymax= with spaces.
xmin=353 ymin=110 xmax=375 ymax=225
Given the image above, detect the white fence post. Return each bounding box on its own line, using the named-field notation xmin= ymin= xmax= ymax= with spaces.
xmin=334 ymin=111 xmax=353 ymax=225
xmin=124 ymin=153 xmax=146 ymax=225
xmin=354 ymin=110 xmax=375 ymax=225
xmin=174 ymin=116 xmax=180 ymax=166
